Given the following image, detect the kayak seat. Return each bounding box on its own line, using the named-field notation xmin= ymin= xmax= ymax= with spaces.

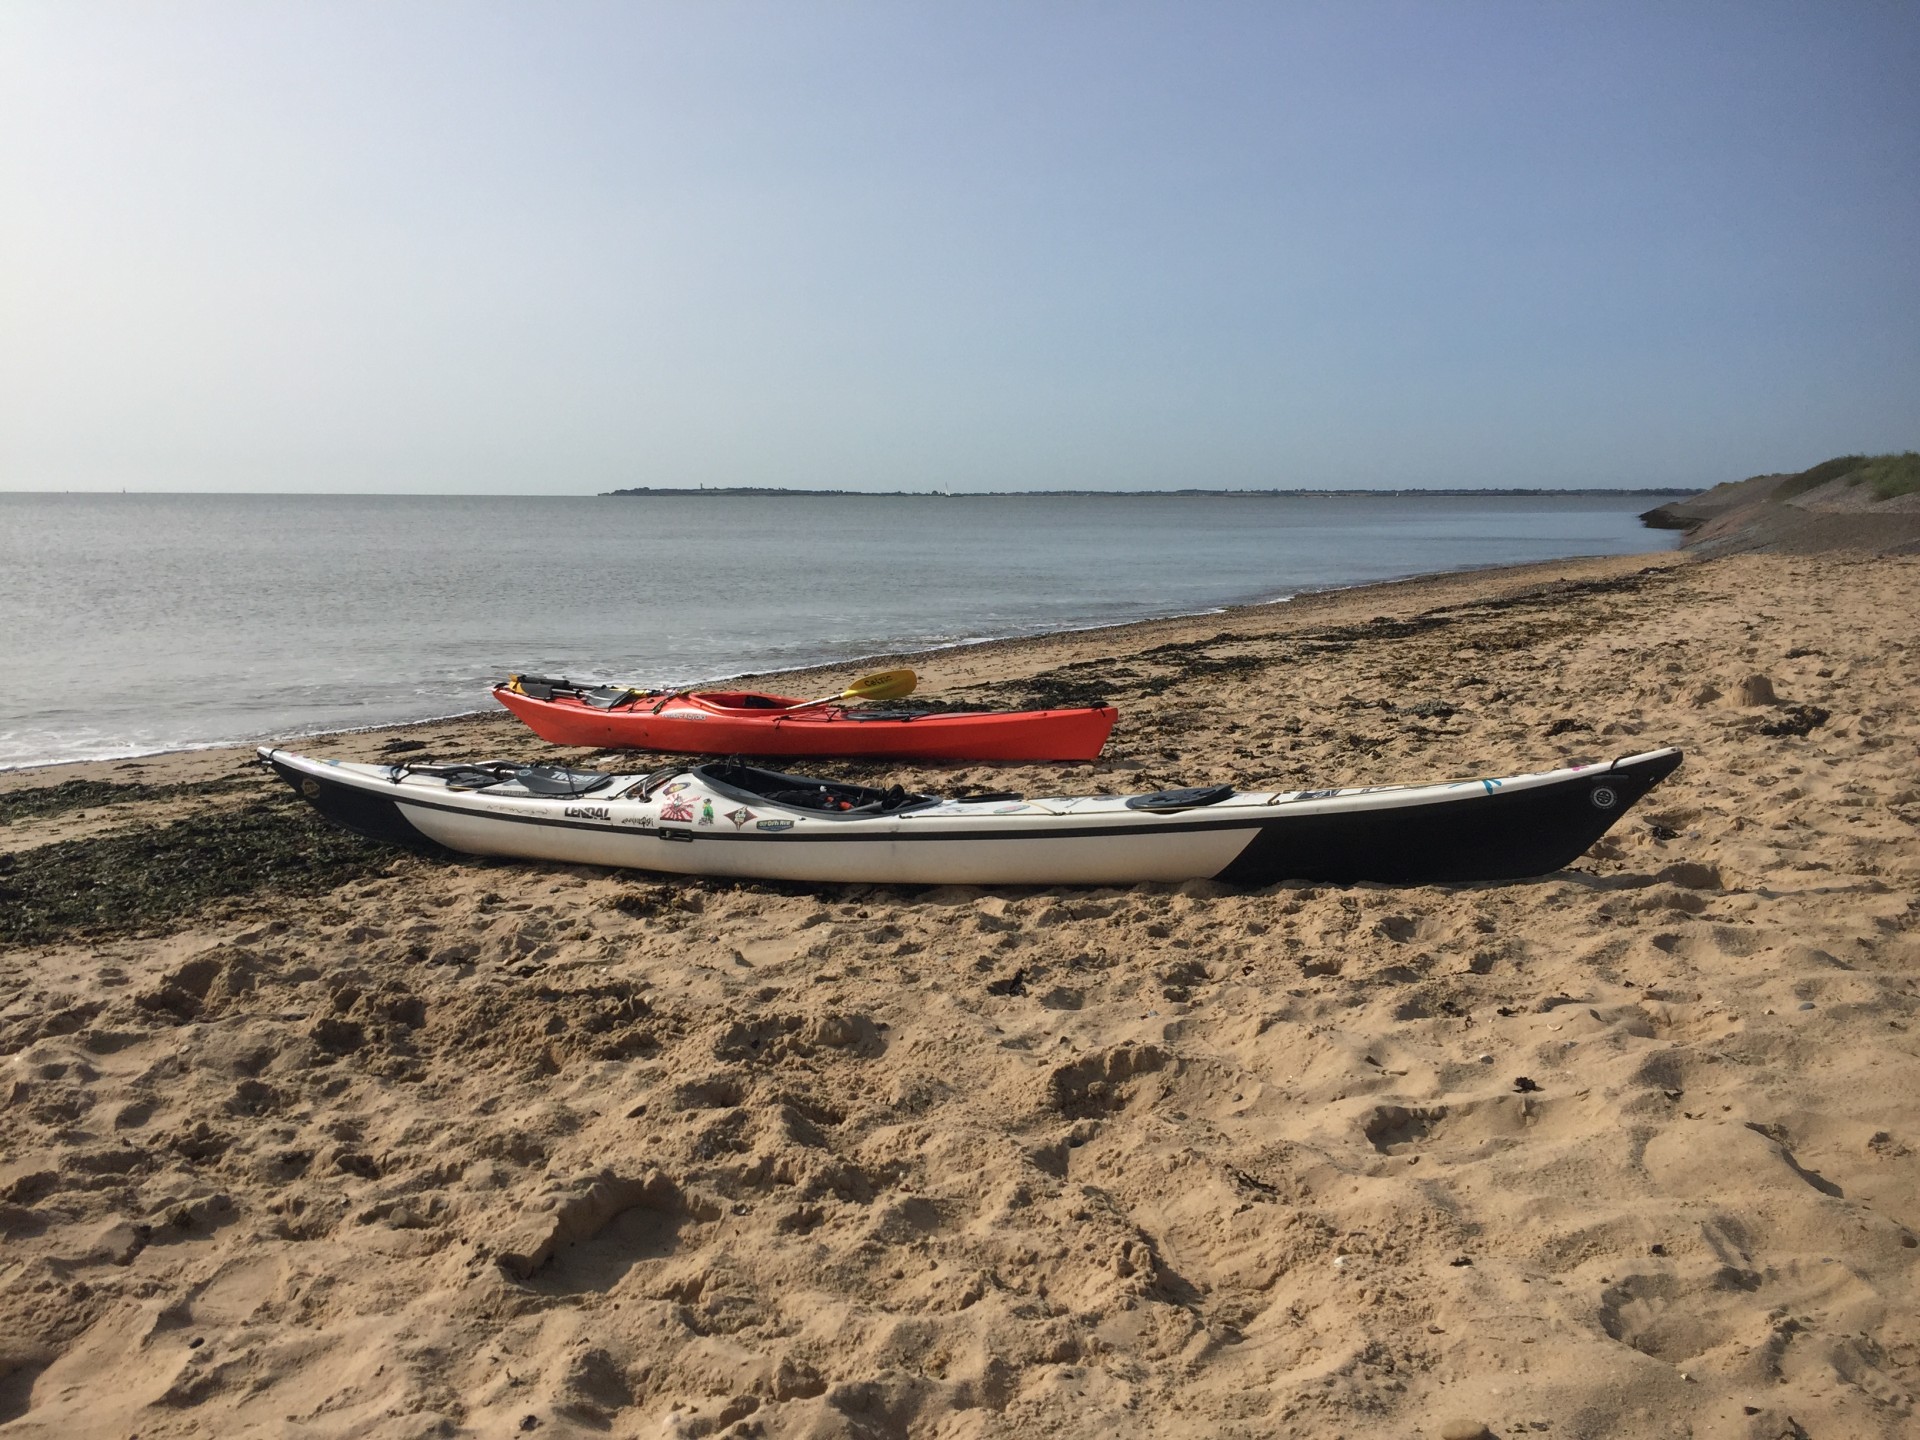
xmin=765 ymin=788 xmax=857 ymax=810
xmin=1126 ymin=785 xmax=1236 ymax=813
xmin=761 ymin=785 xmax=926 ymax=814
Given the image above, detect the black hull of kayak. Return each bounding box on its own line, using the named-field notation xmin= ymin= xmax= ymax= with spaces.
xmin=1216 ymin=747 xmax=1682 ymax=885
xmin=265 ymin=756 xmax=445 ymax=853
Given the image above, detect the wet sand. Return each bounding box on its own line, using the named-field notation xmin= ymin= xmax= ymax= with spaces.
xmin=2 ymin=548 xmax=1917 ymax=1439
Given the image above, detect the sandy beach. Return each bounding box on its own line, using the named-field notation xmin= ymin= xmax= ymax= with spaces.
xmin=2 ymin=545 xmax=1917 ymax=1440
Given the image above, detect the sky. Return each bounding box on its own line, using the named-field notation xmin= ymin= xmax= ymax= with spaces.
xmin=2 ymin=2 xmax=1916 ymax=494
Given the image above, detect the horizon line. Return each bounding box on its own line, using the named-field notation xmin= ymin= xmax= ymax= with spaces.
xmin=602 ymin=485 xmax=1695 ymax=498
xmin=0 ymin=485 xmax=1702 ymax=499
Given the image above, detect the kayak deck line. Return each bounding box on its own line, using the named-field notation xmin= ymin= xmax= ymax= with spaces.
xmin=259 ymin=746 xmax=1684 ymax=888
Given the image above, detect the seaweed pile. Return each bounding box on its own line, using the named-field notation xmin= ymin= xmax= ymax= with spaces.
xmin=0 ymin=794 xmax=394 ymax=947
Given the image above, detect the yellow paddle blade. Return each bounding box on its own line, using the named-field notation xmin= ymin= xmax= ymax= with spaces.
xmin=840 ymin=668 xmax=917 ymax=703
xmin=785 ymin=668 xmax=919 ymax=713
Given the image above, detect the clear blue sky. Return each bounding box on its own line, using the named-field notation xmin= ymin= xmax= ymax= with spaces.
xmin=2 ymin=1 xmax=1915 ymax=493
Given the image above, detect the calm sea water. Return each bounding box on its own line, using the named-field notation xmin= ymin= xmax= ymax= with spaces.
xmin=0 ymin=492 xmax=1679 ymax=769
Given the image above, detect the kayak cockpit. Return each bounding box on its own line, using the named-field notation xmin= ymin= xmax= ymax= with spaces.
xmin=396 ymin=760 xmax=617 ymax=796
xmin=692 ymin=759 xmax=942 ymax=816
xmin=689 ymin=691 xmax=795 ymax=711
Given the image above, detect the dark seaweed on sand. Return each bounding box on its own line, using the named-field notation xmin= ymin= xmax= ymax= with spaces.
xmin=0 ymin=796 xmax=391 ymax=947
xmin=1757 ymin=704 xmax=1831 ymax=738
xmin=0 ymin=775 xmax=252 ymax=828
xmin=1007 ymin=676 xmax=1113 ymax=710
xmin=958 ymin=671 xmax=1114 ymax=711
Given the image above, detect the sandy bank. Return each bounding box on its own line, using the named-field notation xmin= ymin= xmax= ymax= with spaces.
xmin=1641 ymin=456 xmax=1920 ymax=556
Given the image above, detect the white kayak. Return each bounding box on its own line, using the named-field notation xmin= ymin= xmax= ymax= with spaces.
xmin=260 ymin=746 xmax=1683 ymax=887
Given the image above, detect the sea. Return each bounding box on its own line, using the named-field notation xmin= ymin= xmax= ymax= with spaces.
xmin=0 ymin=491 xmax=1683 ymax=770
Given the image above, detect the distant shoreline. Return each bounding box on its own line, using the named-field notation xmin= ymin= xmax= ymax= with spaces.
xmin=603 ymin=486 xmax=1697 ymax=498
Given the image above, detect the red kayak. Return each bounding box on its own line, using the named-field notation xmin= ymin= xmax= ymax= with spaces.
xmin=492 ymin=678 xmax=1117 ymax=762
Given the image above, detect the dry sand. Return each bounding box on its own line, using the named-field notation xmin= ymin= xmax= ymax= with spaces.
xmin=2 ymin=549 xmax=1917 ymax=1440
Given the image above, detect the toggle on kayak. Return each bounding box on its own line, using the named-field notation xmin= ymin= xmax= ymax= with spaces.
xmin=260 ymin=745 xmax=1682 ymax=887
xmin=492 ymin=673 xmax=1117 ymax=763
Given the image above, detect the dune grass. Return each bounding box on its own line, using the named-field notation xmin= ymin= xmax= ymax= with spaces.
xmin=1770 ymin=452 xmax=1919 ymax=503
xmin=1772 ymin=454 xmax=1866 ymax=500
xmin=1852 ymin=451 xmax=1920 ymax=500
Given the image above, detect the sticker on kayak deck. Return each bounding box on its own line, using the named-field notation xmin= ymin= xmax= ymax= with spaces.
xmin=725 ymin=806 xmax=755 ymax=829
xmin=699 ymin=798 xmax=715 ymax=826
xmin=658 ymin=796 xmax=695 ymax=823
xmin=993 ymin=802 xmax=1032 ymax=813
xmin=658 ymin=780 xmax=690 ymax=795
xmin=756 ymin=818 xmax=796 ymax=832
xmin=1481 ymin=778 xmax=1504 ymax=796
xmin=564 ymin=805 xmax=611 ymax=821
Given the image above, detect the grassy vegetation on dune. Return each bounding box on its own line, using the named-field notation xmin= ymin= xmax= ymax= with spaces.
xmin=1853 ymin=451 xmax=1920 ymax=500
xmin=1768 ymin=451 xmax=1920 ymax=503
xmin=1772 ymin=454 xmax=1866 ymax=500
